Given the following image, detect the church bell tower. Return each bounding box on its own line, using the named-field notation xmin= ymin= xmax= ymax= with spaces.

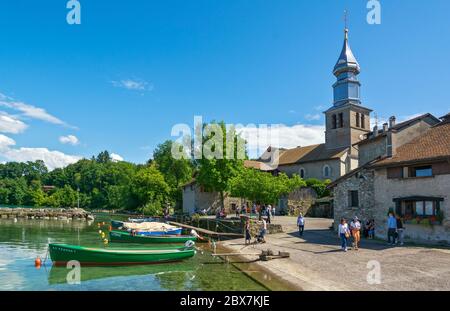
xmin=325 ymin=27 xmax=372 ymax=151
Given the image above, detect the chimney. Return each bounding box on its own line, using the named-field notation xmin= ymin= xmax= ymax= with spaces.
xmin=373 ymin=125 xmax=379 ymax=137
xmin=383 ymin=123 xmax=389 ymax=132
xmin=440 ymin=113 xmax=450 ymax=124
xmin=389 ymin=116 xmax=396 ymax=129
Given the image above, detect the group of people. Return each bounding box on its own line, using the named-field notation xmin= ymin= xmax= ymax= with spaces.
xmin=338 ymin=212 xmax=405 ymax=252
xmin=338 ymin=217 xmax=362 ymax=252
xmin=244 ymin=217 xmax=267 ymax=245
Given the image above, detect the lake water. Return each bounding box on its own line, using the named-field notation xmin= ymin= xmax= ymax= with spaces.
xmin=0 ymin=214 xmax=267 ymax=291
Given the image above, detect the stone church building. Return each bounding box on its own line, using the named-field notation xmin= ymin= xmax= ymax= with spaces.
xmin=260 ymin=28 xmax=372 ymax=181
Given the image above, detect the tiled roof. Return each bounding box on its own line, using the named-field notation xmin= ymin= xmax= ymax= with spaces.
xmin=374 ymin=122 xmax=450 ymax=167
xmin=243 ymin=160 xmax=274 ymax=171
xmin=356 ymin=113 xmax=440 ymax=146
xmin=277 ymin=144 xmax=348 ymax=166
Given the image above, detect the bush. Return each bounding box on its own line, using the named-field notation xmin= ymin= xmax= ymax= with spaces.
xmin=139 ymin=202 xmax=163 ymax=216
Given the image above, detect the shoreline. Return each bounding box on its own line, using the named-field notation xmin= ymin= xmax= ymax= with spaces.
xmin=214 ymin=242 xmax=302 ymax=291
xmin=218 ymin=217 xmax=450 ymax=291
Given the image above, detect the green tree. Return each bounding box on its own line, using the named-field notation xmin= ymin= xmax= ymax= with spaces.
xmin=197 ymin=122 xmax=246 ymax=210
xmin=305 ymin=178 xmax=331 ymax=198
xmin=152 ymin=140 xmax=194 ymax=207
xmin=132 ymin=164 xmax=170 ymax=209
xmin=230 ymin=169 xmax=306 ymax=205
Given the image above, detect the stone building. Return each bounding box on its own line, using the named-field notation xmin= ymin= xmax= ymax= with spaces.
xmin=181 ymin=160 xmax=268 ymax=215
xmin=259 ymin=28 xmax=372 ymax=181
xmin=357 ymin=113 xmax=440 ymax=166
xmin=330 ymin=114 xmax=450 ymax=244
xmin=182 ymin=179 xmax=242 ymax=216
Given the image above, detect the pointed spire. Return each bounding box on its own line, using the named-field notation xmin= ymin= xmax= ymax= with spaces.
xmin=333 ymin=23 xmax=360 ymax=76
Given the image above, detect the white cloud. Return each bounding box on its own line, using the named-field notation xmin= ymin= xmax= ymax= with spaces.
xmin=314 ymin=105 xmax=326 ymax=111
xmin=111 ymin=79 xmax=153 ymax=91
xmin=305 ymin=113 xmax=321 ymax=121
xmin=0 ymin=112 xmax=28 ymax=134
xmin=0 ymin=134 xmax=81 ymax=170
xmin=238 ymin=124 xmax=325 ymax=158
xmin=110 ymin=153 xmax=124 ymax=162
xmin=59 ymin=135 xmax=79 ymax=146
xmin=0 ymin=134 xmax=16 ymax=150
xmin=0 ymin=93 xmax=74 ymax=128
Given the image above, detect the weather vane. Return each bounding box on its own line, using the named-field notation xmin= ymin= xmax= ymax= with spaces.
xmin=344 ymin=10 xmax=348 ymax=30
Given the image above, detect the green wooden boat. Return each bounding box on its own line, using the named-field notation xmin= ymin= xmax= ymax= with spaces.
xmin=49 ymin=243 xmax=195 ymax=266
xmin=109 ymin=230 xmax=197 ymax=244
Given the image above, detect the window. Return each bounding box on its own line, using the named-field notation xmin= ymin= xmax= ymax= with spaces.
xmin=348 ymin=190 xmax=359 ymax=207
xmin=323 ymin=165 xmax=331 ymax=178
xmin=339 ymin=113 xmax=344 ymax=128
xmin=361 ymin=114 xmax=365 ymax=129
xmin=411 ymin=166 xmax=433 ymax=177
xmin=396 ymin=200 xmax=439 ymax=220
xmin=332 ymin=115 xmax=337 ymax=129
xmin=299 ymin=168 xmax=306 ymax=179
xmin=355 ymin=112 xmax=360 ymax=127
xmin=424 ymin=201 xmax=434 ymax=216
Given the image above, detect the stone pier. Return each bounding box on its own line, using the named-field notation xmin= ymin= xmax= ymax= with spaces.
xmin=0 ymin=208 xmax=95 ymax=221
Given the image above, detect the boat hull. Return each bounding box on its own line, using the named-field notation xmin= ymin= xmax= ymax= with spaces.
xmin=111 ymin=220 xmax=124 ymax=228
xmin=49 ymin=243 xmax=195 ymax=266
xmin=136 ymin=228 xmax=182 ymax=236
xmin=109 ymin=230 xmax=197 ymax=244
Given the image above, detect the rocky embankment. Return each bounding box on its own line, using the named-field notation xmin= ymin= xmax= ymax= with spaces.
xmin=0 ymin=208 xmax=95 ymax=221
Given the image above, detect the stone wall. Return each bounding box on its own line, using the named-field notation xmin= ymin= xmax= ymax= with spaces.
xmin=182 ymin=183 xmax=243 ymax=216
xmin=373 ymin=169 xmax=450 ymax=244
xmin=0 ymin=208 xmax=94 ymax=220
xmin=278 ymin=158 xmax=343 ymax=181
xmin=333 ymin=168 xmax=375 ymax=229
xmin=333 ymin=167 xmax=450 ymax=244
xmin=279 ymin=187 xmax=318 ymax=216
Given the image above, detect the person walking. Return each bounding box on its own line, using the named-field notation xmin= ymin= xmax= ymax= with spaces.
xmin=387 ymin=212 xmax=397 ymax=245
xmin=297 ymin=213 xmax=305 ymax=237
xmin=272 ymin=206 xmax=276 ymax=219
xmin=257 ymin=219 xmax=267 ymax=243
xmin=396 ymin=215 xmax=405 ymax=246
xmin=338 ymin=218 xmax=350 ymax=252
xmin=266 ymin=206 xmax=271 ymax=224
xmin=244 ymin=219 xmax=252 ymax=245
xmin=350 ymin=216 xmax=361 ymax=250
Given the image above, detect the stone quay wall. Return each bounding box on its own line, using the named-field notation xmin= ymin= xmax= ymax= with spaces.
xmin=0 ymin=208 xmax=95 ymax=221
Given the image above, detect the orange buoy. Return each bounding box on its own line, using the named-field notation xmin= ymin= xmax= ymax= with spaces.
xmin=108 ymin=225 xmax=112 ymax=231
xmin=35 ymin=257 xmax=42 ymax=269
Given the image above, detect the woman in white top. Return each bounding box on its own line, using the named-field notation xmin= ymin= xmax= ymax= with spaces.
xmin=338 ymin=218 xmax=350 ymax=252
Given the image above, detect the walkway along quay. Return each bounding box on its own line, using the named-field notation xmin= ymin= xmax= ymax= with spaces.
xmin=0 ymin=207 xmax=95 ymax=221
xmin=219 ymin=217 xmax=450 ymax=291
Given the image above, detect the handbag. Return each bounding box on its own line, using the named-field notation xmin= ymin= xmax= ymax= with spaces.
xmin=345 ymin=230 xmax=350 ymax=239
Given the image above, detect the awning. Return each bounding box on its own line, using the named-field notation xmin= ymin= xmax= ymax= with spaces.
xmin=393 ymin=196 xmax=444 ymax=202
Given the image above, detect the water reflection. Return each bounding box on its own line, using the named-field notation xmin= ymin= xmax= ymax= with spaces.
xmin=0 ymin=215 xmax=267 ymax=291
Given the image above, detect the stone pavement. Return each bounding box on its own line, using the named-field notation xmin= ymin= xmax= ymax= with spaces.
xmin=220 ymin=217 xmax=450 ymax=291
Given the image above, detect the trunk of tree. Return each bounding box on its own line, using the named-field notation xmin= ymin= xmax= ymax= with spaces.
xmin=220 ymin=191 xmax=225 ymax=211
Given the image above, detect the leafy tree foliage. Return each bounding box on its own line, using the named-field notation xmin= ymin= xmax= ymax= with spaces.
xmin=230 ymin=168 xmax=306 ymax=205
xmin=152 ymin=140 xmax=194 ymax=208
xmin=196 ymin=122 xmax=246 ymax=209
xmin=305 ymin=178 xmax=331 ymax=198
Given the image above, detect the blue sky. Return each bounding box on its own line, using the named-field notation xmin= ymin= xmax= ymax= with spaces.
xmin=0 ymin=0 xmax=449 ymax=168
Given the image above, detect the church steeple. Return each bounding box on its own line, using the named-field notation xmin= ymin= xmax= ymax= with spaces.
xmin=324 ymin=22 xmax=372 ymax=154
xmin=333 ymin=28 xmax=360 ymax=76
xmin=332 ymin=27 xmax=361 ymax=107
